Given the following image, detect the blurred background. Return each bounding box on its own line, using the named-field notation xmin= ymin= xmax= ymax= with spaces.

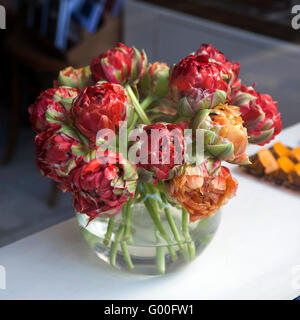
xmin=0 ymin=0 xmax=299 ymax=247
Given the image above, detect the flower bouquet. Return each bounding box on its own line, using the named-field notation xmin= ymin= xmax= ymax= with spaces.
xmin=29 ymin=43 xmax=282 ymax=275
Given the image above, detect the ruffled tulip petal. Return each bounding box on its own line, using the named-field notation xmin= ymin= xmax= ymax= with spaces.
xmin=230 ymin=83 xmax=282 ymax=145
xmin=131 ymin=123 xmax=185 ymax=184
xmin=66 ymin=150 xmax=138 ymax=220
xmin=166 ymin=161 xmax=238 ymax=222
xmin=72 ymin=82 xmax=131 ymax=143
xmin=90 ymin=42 xmax=147 ymax=85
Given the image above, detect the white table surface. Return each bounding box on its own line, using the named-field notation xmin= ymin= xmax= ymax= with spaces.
xmin=1 ymin=124 xmax=300 ymax=300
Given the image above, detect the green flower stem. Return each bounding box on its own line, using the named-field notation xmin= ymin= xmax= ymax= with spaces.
xmin=181 ymin=243 xmax=192 ymax=262
xmin=155 ymin=230 xmax=166 ymax=275
xmin=182 ymin=209 xmax=196 ymax=260
xmin=145 ymin=183 xmax=193 ymax=262
xmin=164 ymin=205 xmax=184 ymax=252
xmin=157 ymin=184 xmax=190 ymax=261
xmin=156 ymin=246 xmax=165 ymax=275
xmin=141 ymin=185 xmax=177 ymax=261
xmin=110 ymin=224 xmax=124 ymax=267
xmin=76 ymin=130 xmax=90 ymax=146
xmin=103 ymin=216 xmax=115 ymax=246
xmin=120 ymin=242 xmax=134 ymax=270
xmin=127 ymin=94 xmax=156 ymax=136
xmin=170 ymin=113 xmax=189 ymax=124
xmin=140 ymin=93 xmax=156 ymax=110
xmin=144 ymin=200 xmax=177 ymax=261
xmin=123 ymin=198 xmax=134 ymax=241
xmin=125 ymin=84 xmax=151 ymax=125
xmin=151 ymin=185 xmax=184 ymax=253
xmin=128 ymin=95 xmax=155 ymax=133
xmin=127 ymin=114 xmax=138 ymax=136
xmin=188 ymin=245 xmax=196 ymax=261
xmin=110 ymin=205 xmax=134 ymax=270
xmin=121 ymin=202 xmax=128 ymax=230
xmin=146 ymin=184 xmax=161 ymax=213
xmin=149 ymin=184 xmax=163 ymax=210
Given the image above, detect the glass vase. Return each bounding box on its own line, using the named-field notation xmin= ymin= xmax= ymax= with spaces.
xmin=77 ymin=201 xmax=221 ymax=276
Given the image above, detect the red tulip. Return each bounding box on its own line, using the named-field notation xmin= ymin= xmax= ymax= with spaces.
xmin=35 ymin=128 xmax=80 ymax=183
xmin=139 ymin=62 xmax=170 ymax=98
xmin=90 ymin=42 xmax=147 ymax=85
xmin=71 ymin=82 xmax=130 ymax=142
xmin=169 ymin=55 xmax=229 ymax=103
xmin=196 ymin=44 xmax=240 ymax=84
xmin=29 ymin=87 xmax=79 ymax=133
xmin=134 ymin=123 xmax=185 ymax=183
xmin=66 ymin=151 xmax=138 ymax=220
xmin=230 ymin=83 xmax=282 ymax=145
xmin=196 ymin=43 xmax=227 ymax=63
xmin=246 ymin=93 xmax=282 ymax=145
xmin=58 ymin=66 xmax=92 ymax=90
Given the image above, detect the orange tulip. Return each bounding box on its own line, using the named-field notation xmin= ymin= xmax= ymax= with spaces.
xmin=167 ymin=162 xmax=238 ymax=222
xmin=210 ymin=105 xmax=249 ymax=164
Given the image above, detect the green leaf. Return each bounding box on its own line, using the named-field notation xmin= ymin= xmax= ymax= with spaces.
xmin=192 ymin=109 xmax=210 ymax=130
xmin=126 ymin=180 xmax=138 ymax=194
xmin=178 ymin=97 xmax=193 ymax=117
xmin=60 ymin=97 xmax=74 ymax=112
xmin=249 ymin=128 xmax=274 ymax=145
xmin=206 ymin=143 xmax=234 ymax=159
xmin=66 ymin=159 xmax=76 ymax=174
xmin=45 ymin=108 xmax=64 ymax=123
xmin=123 ymin=160 xmax=138 ymax=181
xmin=211 ymin=90 xmax=226 ymax=107
xmin=71 ymin=144 xmax=86 ymax=157
xmin=233 ymin=92 xmax=256 ymax=107
xmin=58 ymin=125 xmax=80 ymax=141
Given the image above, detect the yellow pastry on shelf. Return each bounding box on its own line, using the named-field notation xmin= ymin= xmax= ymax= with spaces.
xmin=292 ymin=147 xmax=300 ymax=162
xmin=277 ymin=156 xmax=295 ymax=173
xmin=257 ymin=148 xmax=279 ymax=174
xmin=244 ymin=142 xmax=300 ymax=192
xmin=272 ymin=142 xmax=291 ymax=157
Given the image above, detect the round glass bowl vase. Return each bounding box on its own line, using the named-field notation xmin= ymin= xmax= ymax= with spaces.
xmin=77 ymin=203 xmax=221 ymax=276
